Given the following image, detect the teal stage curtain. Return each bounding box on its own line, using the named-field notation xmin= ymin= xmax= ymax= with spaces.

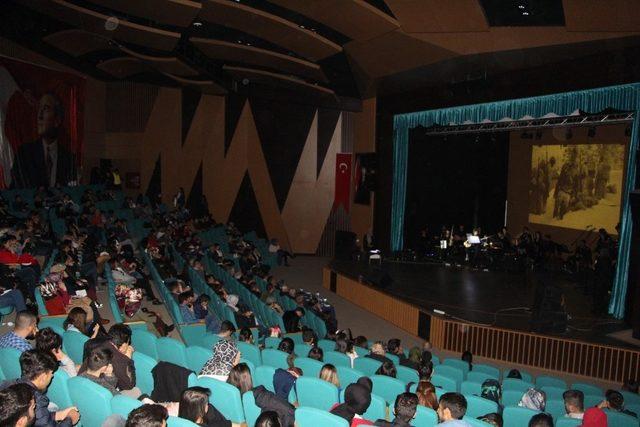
xmin=392 ymin=83 xmax=640 ymax=318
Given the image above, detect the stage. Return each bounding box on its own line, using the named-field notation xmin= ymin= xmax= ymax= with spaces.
xmin=329 ymin=258 xmax=636 ymax=350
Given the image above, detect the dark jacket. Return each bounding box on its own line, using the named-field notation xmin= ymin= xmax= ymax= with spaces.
xmin=282 ymin=310 xmax=301 ymax=333
xmin=203 ymin=403 xmax=232 ymax=427
xmin=151 ymin=361 xmax=193 ymax=402
xmin=81 ymin=339 xmax=136 ymax=390
xmin=273 ymin=368 xmax=296 ymax=400
xmin=253 ymin=385 xmax=295 ymax=427
xmin=12 ymin=138 xmax=77 ymax=188
xmin=398 ymin=356 xmax=419 ymax=371
xmin=0 ymin=379 xmax=73 ymax=427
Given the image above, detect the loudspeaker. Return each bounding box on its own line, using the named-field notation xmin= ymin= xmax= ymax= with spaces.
xmin=363 ymin=267 xmax=393 ymax=289
xmin=335 ymin=231 xmax=357 ymax=260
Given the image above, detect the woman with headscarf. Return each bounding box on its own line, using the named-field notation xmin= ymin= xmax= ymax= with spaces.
xmin=330 ymin=379 xmax=374 ymax=426
xmin=199 ymin=339 xmax=241 ymax=381
xmin=518 ymin=388 xmax=546 ymax=412
xmin=226 ymin=294 xmax=257 ymax=329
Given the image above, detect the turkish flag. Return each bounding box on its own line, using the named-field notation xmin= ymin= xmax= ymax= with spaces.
xmin=334 ymin=153 xmax=352 ymax=212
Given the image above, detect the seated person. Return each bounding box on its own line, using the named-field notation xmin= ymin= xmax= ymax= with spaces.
xmin=0 ymin=269 xmax=27 ymax=313
xmin=178 ymin=386 xmax=241 ymax=427
xmin=282 ymin=307 xmax=305 ymax=333
xmin=193 ymin=294 xmax=210 ymax=320
xmin=78 ymin=347 xmax=120 ymax=395
xmin=387 ymin=339 xmax=411 ymax=369
xmin=365 ymin=342 xmax=393 ymax=365
xmin=126 ymin=404 xmax=168 ymax=427
xmin=598 ymin=389 xmax=637 ymax=417
xmin=0 ymin=311 xmax=37 ymax=353
xmin=2 ymin=350 xmax=80 ymax=426
xmin=374 ymin=392 xmax=419 ymax=427
xmin=563 ymin=389 xmax=584 ymax=419
xmin=436 ymin=392 xmax=469 ymax=426
xmin=200 ymin=339 xmax=241 ymax=382
xmin=63 ymin=307 xmax=100 ymax=339
xmin=35 ymin=328 xmax=77 ymax=377
xmin=330 ymin=380 xmax=374 ymax=426
xmin=179 ymin=291 xmax=199 ymax=324
xmin=0 ymin=382 xmax=36 ymax=427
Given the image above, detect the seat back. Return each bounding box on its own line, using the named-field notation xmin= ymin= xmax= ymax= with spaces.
xmin=294 ymin=343 xmax=312 ymax=358
xmin=545 ymin=398 xmax=567 ymax=420
xmin=540 ymin=386 xmax=565 ymax=401
xmin=604 ymin=410 xmax=640 ymax=427
xmin=468 ymin=371 xmax=498 ymax=384
xmin=413 ymin=405 xmax=438 ymax=427
xmin=295 ymin=406 xmax=349 ymax=427
xmin=318 ymin=339 xmax=336 ymax=353
xmin=536 ymin=375 xmax=567 ymax=389
xmin=474 ymin=363 xmax=501 ymax=379
xmin=461 ymin=380 xmax=482 ymax=396
xmin=111 ymin=394 xmax=143 ymax=418
xmin=337 ymin=366 xmax=365 ymax=387
xmin=261 ymin=348 xmax=289 ymax=370
xmin=502 ymin=390 xmax=526 ymax=407
xmin=47 ymin=369 xmax=73 ymax=408
xmin=324 ymin=351 xmax=352 ymax=368
xmin=194 ymin=376 xmax=245 ymax=423
xmin=296 ymin=377 xmax=339 ymax=410
xmin=556 ymin=418 xmax=583 ymax=427
xmin=254 ymin=365 xmax=276 ymax=392
xmin=201 ymin=334 xmax=221 ymax=350
xmin=68 ymin=376 xmax=113 ymax=427
xmin=353 ymin=357 xmax=382 ymax=376
xmin=434 ymin=365 xmax=464 ymax=385
xmin=443 ymin=358 xmax=470 ymax=378
xmin=185 ymin=346 xmax=211 ymax=373
xmin=295 ymin=357 xmax=324 ymax=378
xmin=572 ymin=382 xmax=603 ymax=396
xmin=264 ymin=336 xmax=280 ymax=349
xmin=503 ymin=406 xmax=540 ymax=427
xmin=156 ymin=337 xmax=188 ymax=368
xmin=237 ymin=342 xmax=261 ymax=367
xmin=132 ymin=351 xmax=157 ymax=395
xmin=364 ymin=393 xmax=388 ymax=421
xmin=502 ymin=378 xmax=534 ymax=393
xmin=396 ymin=365 xmax=419 ymax=384
xmin=464 ymin=416 xmax=493 ymax=427
xmin=131 ymin=329 xmax=159 ymax=360
xmin=464 ymin=394 xmax=499 ymax=418
xmin=242 ymin=391 xmax=261 ymax=427
xmin=431 ymin=373 xmax=458 ymax=393
xmin=62 ymin=331 xmax=88 ymax=364
xmin=622 ymin=390 xmax=640 ymax=406
xmin=0 ymin=348 xmax=22 ymax=380
xmin=370 ymin=375 xmax=406 ymax=405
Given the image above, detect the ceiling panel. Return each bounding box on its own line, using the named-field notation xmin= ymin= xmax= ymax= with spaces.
xmin=199 ymin=0 xmax=342 ymax=61
xmin=163 ymin=73 xmax=227 ymax=95
xmin=86 ymin=0 xmax=201 ymax=27
xmin=385 ymin=0 xmax=489 ymax=33
xmin=223 ymin=65 xmax=336 ymax=97
xmin=564 ymin=0 xmax=640 ymax=31
xmin=97 ymin=57 xmax=148 ymax=78
xmin=268 ymin=0 xmax=399 ymax=41
xmin=191 ymin=37 xmax=327 ymax=82
xmin=43 ymin=29 xmax=116 ymax=56
xmin=119 ymin=46 xmax=199 ymax=76
xmin=15 ymin=0 xmax=181 ymax=51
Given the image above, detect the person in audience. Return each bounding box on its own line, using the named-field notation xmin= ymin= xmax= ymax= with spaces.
xmin=519 ymin=388 xmax=546 ymax=412
xmin=0 ymin=284 xmax=27 ymax=313
xmin=320 ymin=364 xmax=340 ymax=389
xmin=0 ymin=382 xmax=36 ymax=427
xmin=478 ymin=413 xmax=503 ymax=427
xmin=273 ymin=355 xmax=302 ymax=400
xmin=264 ymin=296 xmax=284 ymax=315
xmin=387 ymin=339 xmax=408 ymax=366
xmin=278 ymin=338 xmax=295 ymax=355
xmin=623 ymin=379 xmax=639 ymax=394
xmin=254 ymin=411 xmax=282 ymax=427
xmin=35 ymin=327 xmax=76 ymax=377
xmin=436 ymin=392 xmax=469 ymax=426
xmin=528 ymin=413 xmax=553 ymax=427
xmin=125 ymin=404 xmax=168 ymax=427
xmin=375 ymin=361 xmax=397 ymax=378
xmin=282 ymin=307 xmax=305 ymax=333
xmin=78 ymin=347 xmax=120 ymax=394
xmin=335 ymin=338 xmax=359 ymax=367
xmin=200 ymin=339 xmax=241 ymax=381
xmin=179 ymin=291 xmax=199 ymax=324
xmin=63 ymin=307 xmax=100 ymax=338
xmin=415 ymin=380 xmax=438 ymax=410
xmin=563 ymin=389 xmax=585 ymax=419
xmin=302 ymin=330 xmax=317 ymax=347
xmin=7 ymin=350 xmax=80 ymax=426
xmin=227 ymin=363 xmax=253 ymax=394
xmin=461 ymin=351 xmax=473 ymax=371
xmin=366 ymin=341 xmax=393 ymax=365
xmin=0 ymin=235 xmax=41 ymax=297
xmin=308 ymin=347 xmax=323 ymax=362
xmin=480 ymin=379 xmax=502 ymax=410
xmin=353 ymin=336 xmax=368 ymax=349
xmin=178 ymin=386 xmax=240 ymax=427
xmin=580 ymin=407 xmax=608 ymax=427
xmin=598 ymin=389 xmax=637 ymax=417
xmin=0 ymin=310 xmax=37 ymax=353
xmin=216 ymin=321 xmax=236 ymax=341
xmin=506 ymin=369 xmax=522 ymax=380
xmin=194 ymin=294 xmax=211 ymax=320
xmin=407 ymin=347 xmax=422 ymax=369
xmin=374 ymin=392 xmax=419 ymax=427
xmin=417 ymin=361 xmax=434 ymax=381
xmin=331 ymin=381 xmax=374 ymax=426
xmin=238 ymin=327 xmax=254 ymax=344
xmin=104 ymin=323 xmax=137 ymax=392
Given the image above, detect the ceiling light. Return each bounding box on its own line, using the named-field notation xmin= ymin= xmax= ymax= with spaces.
xmin=192 ymin=21 xmax=202 ymax=27
xmin=299 ymin=25 xmax=305 ymax=29
xmin=522 ymin=11 xmax=530 ymax=15
xmin=518 ymin=5 xmax=525 ymax=9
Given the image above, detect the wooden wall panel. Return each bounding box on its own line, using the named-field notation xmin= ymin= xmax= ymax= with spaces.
xmin=351 ymin=97 xmax=377 ymax=240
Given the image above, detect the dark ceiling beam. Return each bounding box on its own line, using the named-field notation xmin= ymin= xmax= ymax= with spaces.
xmin=84 ymin=0 xmax=202 ymax=28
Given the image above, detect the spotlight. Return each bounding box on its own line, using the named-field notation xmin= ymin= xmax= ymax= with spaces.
xmin=588 ymin=127 xmax=596 ymax=138
xmin=565 ymin=129 xmax=573 ymax=140
xmin=625 ymin=126 xmax=632 ymax=137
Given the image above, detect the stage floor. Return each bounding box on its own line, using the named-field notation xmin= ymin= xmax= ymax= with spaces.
xmin=330 ymin=258 xmax=636 ymax=349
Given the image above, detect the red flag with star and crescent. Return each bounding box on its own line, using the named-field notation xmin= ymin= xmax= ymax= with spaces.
xmin=334 ymin=152 xmax=352 ymax=212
